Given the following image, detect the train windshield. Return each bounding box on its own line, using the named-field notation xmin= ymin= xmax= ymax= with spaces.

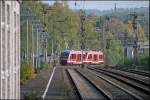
xmin=60 ymin=52 xmax=69 ymax=58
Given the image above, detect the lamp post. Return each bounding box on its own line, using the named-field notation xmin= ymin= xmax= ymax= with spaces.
xmin=33 ymin=27 xmax=44 ymax=70
xmin=20 ymin=5 xmax=36 ymax=63
xmin=32 ymin=23 xmax=44 ymax=66
xmin=40 ymin=32 xmax=48 ymax=63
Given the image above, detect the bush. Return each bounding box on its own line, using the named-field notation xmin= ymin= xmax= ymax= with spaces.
xmin=124 ymin=58 xmax=134 ymax=66
xmin=40 ymin=63 xmax=49 ymax=70
xmin=21 ymin=63 xmax=36 ymax=84
xmin=117 ymin=55 xmax=149 ymax=70
xmin=137 ymin=55 xmax=149 ymax=66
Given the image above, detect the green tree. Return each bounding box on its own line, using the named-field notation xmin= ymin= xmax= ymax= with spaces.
xmin=105 ymin=31 xmax=124 ymax=65
xmin=126 ymin=21 xmax=133 ymax=37
xmin=109 ymin=18 xmax=125 ymax=36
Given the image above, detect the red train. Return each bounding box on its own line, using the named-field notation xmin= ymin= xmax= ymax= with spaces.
xmin=60 ymin=50 xmax=104 ymax=65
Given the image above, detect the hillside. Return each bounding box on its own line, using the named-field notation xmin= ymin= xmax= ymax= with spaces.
xmin=85 ymin=7 xmax=149 ymax=39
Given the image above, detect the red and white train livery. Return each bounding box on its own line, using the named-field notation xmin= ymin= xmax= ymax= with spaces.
xmin=60 ymin=50 xmax=104 ymax=65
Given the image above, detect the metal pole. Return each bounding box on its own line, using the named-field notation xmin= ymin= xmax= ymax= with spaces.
xmin=27 ymin=19 xmax=29 ymax=62
xmin=104 ymin=16 xmax=110 ymax=66
xmin=102 ymin=19 xmax=106 ymax=66
xmin=124 ymin=32 xmax=127 ymax=65
xmin=51 ymin=39 xmax=53 ymax=61
xmin=36 ymin=29 xmax=38 ymax=69
xmin=43 ymin=9 xmax=46 ymax=63
xmin=38 ymin=31 xmax=40 ymax=71
xmin=128 ymin=12 xmax=143 ymax=67
xmin=134 ymin=28 xmax=138 ymax=66
xmin=45 ymin=37 xmax=47 ymax=62
xmin=80 ymin=10 xmax=85 ymax=68
xmin=43 ymin=36 xmax=45 ymax=63
xmin=32 ymin=25 xmax=34 ymax=66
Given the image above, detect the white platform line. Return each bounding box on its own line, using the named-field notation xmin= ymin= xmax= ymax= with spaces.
xmin=42 ymin=67 xmax=56 ymax=99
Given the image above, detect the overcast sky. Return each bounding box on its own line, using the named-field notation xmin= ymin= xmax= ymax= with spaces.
xmin=42 ymin=1 xmax=149 ymax=11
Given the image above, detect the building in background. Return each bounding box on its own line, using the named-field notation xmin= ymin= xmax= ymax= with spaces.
xmin=138 ymin=41 xmax=149 ymax=54
xmin=0 ymin=0 xmax=21 ymax=99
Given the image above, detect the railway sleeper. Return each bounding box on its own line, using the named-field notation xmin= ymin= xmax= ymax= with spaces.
xmin=88 ymin=69 xmax=150 ymax=100
xmin=67 ymin=69 xmax=107 ymax=100
xmin=89 ymin=67 xmax=150 ymax=95
xmin=76 ymin=68 xmax=136 ymax=100
xmin=96 ymin=67 xmax=150 ymax=86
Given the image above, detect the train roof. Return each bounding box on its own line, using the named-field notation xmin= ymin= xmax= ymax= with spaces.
xmin=83 ymin=50 xmax=92 ymax=53
xmin=61 ymin=49 xmax=74 ymax=53
xmin=70 ymin=50 xmax=84 ymax=53
xmin=87 ymin=50 xmax=103 ymax=54
xmin=61 ymin=50 xmax=103 ymax=54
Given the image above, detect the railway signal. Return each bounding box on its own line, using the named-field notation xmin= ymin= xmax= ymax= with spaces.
xmin=80 ymin=10 xmax=86 ymax=68
xmin=129 ymin=12 xmax=144 ymax=66
xmin=103 ymin=15 xmax=110 ymax=66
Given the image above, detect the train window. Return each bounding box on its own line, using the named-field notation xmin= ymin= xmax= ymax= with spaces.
xmin=77 ymin=54 xmax=81 ymax=60
xmin=71 ymin=54 xmax=76 ymax=59
xmin=85 ymin=52 xmax=88 ymax=55
xmin=99 ymin=55 xmax=102 ymax=59
xmin=83 ymin=54 xmax=86 ymax=59
xmin=94 ymin=55 xmax=97 ymax=61
xmin=61 ymin=52 xmax=69 ymax=58
xmin=88 ymin=54 xmax=92 ymax=59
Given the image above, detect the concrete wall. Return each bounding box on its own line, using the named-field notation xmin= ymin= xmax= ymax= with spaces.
xmin=0 ymin=1 xmax=20 ymax=99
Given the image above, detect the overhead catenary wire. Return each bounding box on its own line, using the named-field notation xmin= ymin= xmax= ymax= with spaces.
xmin=74 ymin=1 xmax=148 ymax=6
xmin=69 ymin=1 xmax=148 ymax=11
xmin=74 ymin=0 xmax=77 ymax=11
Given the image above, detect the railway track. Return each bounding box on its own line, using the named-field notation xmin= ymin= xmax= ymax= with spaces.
xmin=40 ymin=65 xmax=149 ymax=99
xmin=92 ymin=65 xmax=150 ymax=77
xmin=92 ymin=67 xmax=150 ymax=86
xmin=88 ymin=67 xmax=150 ymax=95
xmin=67 ymin=69 xmax=107 ymax=100
xmin=117 ymin=68 xmax=150 ymax=77
xmin=67 ymin=68 xmax=140 ymax=100
xmin=87 ymin=68 xmax=150 ymax=100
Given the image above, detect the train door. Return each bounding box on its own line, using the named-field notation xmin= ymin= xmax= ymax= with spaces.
xmin=70 ymin=53 xmax=76 ymax=64
xmin=93 ymin=54 xmax=98 ymax=64
xmin=83 ymin=54 xmax=86 ymax=63
xmin=76 ymin=53 xmax=82 ymax=64
xmin=86 ymin=53 xmax=92 ymax=64
xmin=99 ymin=54 xmax=104 ymax=64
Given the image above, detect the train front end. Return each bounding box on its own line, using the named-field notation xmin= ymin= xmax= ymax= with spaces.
xmin=60 ymin=50 xmax=70 ymax=65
